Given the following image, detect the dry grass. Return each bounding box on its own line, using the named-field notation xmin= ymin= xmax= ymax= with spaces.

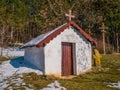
xmin=1 ymin=54 xmax=120 ymax=90
xmin=21 ymin=54 xmax=120 ymax=90
xmin=0 ymin=56 xmax=11 ymax=64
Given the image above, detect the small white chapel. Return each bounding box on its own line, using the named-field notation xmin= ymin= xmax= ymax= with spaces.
xmin=21 ymin=10 xmax=97 ymax=77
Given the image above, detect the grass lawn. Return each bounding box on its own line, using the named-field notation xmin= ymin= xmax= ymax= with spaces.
xmin=22 ymin=54 xmax=120 ymax=90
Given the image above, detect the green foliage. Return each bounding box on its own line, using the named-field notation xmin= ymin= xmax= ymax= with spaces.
xmin=0 ymin=0 xmax=119 ymax=52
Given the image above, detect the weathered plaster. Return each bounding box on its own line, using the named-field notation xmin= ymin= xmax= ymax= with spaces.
xmin=24 ymin=26 xmax=92 ymax=76
xmin=44 ymin=26 xmax=92 ymax=75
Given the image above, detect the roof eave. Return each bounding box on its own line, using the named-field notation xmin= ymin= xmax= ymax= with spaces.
xmin=70 ymin=21 xmax=97 ymax=46
xmin=25 ymin=21 xmax=97 ymax=48
xmin=37 ymin=22 xmax=71 ymax=47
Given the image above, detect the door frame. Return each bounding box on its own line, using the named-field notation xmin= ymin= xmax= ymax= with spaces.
xmin=61 ymin=42 xmax=76 ymax=76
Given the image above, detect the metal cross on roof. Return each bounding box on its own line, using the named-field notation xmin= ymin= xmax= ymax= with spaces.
xmin=65 ymin=10 xmax=75 ymax=21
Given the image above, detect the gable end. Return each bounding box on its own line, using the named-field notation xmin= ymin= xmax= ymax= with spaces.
xmin=37 ymin=21 xmax=97 ymax=47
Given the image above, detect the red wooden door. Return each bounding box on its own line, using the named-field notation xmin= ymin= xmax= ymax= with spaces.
xmin=62 ymin=42 xmax=73 ymax=76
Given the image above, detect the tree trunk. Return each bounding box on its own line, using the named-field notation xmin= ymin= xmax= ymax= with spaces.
xmin=1 ymin=26 xmax=5 ymax=56
xmin=116 ymin=33 xmax=119 ymax=53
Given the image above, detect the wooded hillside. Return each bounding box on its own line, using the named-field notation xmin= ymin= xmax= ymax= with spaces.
xmin=0 ymin=0 xmax=120 ymax=53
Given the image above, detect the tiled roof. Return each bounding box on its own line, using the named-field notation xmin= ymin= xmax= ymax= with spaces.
xmin=21 ymin=21 xmax=97 ymax=48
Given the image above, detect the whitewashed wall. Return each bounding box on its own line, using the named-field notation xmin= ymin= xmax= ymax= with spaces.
xmin=44 ymin=26 xmax=92 ymax=76
xmin=24 ymin=47 xmax=45 ymax=72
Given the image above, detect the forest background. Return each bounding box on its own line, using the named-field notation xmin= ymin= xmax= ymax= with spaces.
xmin=0 ymin=0 xmax=120 ymax=54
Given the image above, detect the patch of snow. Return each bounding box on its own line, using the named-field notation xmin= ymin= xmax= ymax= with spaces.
xmin=3 ymin=50 xmax=24 ymax=57
xmin=0 ymin=74 xmax=34 ymax=90
xmin=0 ymin=56 xmax=43 ymax=89
xmin=42 ymin=80 xmax=67 ymax=90
xmin=0 ymin=47 xmax=24 ymax=57
xmin=8 ymin=86 xmax=13 ymax=90
xmin=24 ymin=87 xmax=34 ymax=90
xmin=0 ymin=57 xmax=42 ymax=77
xmin=0 ymin=64 xmax=37 ymax=77
xmin=107 ymin=81 xmax=120 ymax=89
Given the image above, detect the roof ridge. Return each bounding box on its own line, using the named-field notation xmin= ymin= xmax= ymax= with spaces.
xmin=21 ymin=21 xmax=97 ymax=48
